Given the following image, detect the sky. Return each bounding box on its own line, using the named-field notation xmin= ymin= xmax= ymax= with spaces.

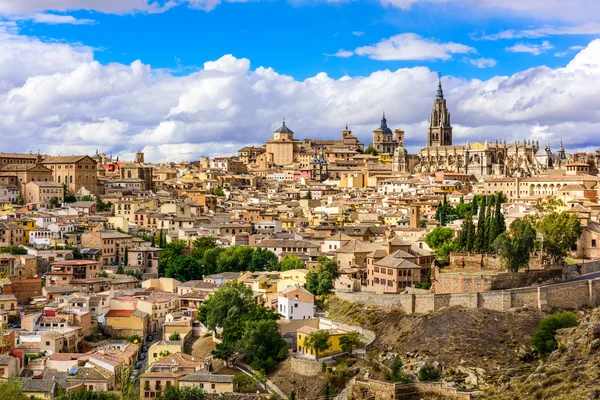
xmin=0 ymin=0 xmax=599 ymax=162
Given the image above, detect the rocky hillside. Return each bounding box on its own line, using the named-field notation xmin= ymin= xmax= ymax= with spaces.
xmin=485 ymin=308 xmax=600 ymax=399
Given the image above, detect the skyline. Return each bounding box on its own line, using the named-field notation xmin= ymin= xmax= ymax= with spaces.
xmin=0 ymin=0 xmax=599 ymax=162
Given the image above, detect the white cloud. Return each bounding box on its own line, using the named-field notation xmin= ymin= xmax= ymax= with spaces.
xmin=555 ymin=45 xmax=586 ymax=57
xmin=3 ymin=28 xmax=600 ymax=162
xmin=325 ymin=49 xmax=353 ymax=58
xmin=352 ymin=31 xmax=365 ymax=37
xmin=477 ymin=23 xmax=600 ymax=41
xmin=506 ymin=41 xmax=553 ymax=55
xmin=354 ymin=33 xmax=475 ymax=61
xmin=466 ymin=58 xmax=497 ymax=68
xmin=3 ymin=13 xmax=96 ymax=25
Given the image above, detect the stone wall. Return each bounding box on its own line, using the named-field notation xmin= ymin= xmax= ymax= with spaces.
xmin=449 ymin=253 xmax=502 ymax=271
xmin=6 ymin=277 xmax=42 ymax=304
xmin=290 ymin=357 xmax=324 ymax=376
xmin=336 ymin=274 xmax=600 ymax=314
xmin=490 ymin=268 xmax=563 ymax=290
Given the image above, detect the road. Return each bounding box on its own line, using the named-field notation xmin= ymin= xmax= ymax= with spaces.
xmin=541 ymin=271 xmax=600 ymax=287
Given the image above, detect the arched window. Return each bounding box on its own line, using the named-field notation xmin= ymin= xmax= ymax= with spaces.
xmin=58 ymin=176 xmax=61 ymax=183
xmin=128 ymin=171 xmax=132 ymax=178
xmin=70 ymin=176 xmax=73 ymax=183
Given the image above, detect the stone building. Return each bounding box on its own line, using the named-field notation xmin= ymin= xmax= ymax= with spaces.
xmin=416 ymin=78 xmax=540 ymax=177
xmin=265 ymin=120 xmax=302 ymax=166
xmin=371 ymin=113 xmax=403 ymax=155
xmin=310 ymin=151 xmax=328 ymax=181
xmin=303 ymin=125 xmax=365 ymax=152
xmin=42 ymin=155 xmax=99 ymax=195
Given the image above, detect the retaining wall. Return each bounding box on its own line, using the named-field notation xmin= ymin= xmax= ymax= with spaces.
xmin=336 ymin=277 xmax=600 ymax=314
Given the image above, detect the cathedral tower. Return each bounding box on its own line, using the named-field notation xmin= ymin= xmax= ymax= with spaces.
xmin=427 ymin=75 xmax=453 ymax=147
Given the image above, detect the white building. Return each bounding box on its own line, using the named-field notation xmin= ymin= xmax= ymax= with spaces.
xmin=277 ymin=296 xmax=314 ymax=321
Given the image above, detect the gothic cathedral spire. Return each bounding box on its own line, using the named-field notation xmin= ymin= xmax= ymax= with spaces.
xmin=428 ymin=74 xmax=453 ymax=147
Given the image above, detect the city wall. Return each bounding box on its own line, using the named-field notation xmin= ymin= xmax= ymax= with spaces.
xmin=336 ymin=278 xmax=600 ymax=314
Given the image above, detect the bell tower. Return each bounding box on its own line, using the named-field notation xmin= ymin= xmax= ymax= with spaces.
xmin=427 ymin=74 xmax=453 ymax=147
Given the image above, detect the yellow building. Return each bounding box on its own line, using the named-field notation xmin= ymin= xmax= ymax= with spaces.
xmin=265 ymin=120 xmax=302 ymax=166
xmin=104 ymin=309 xmax=148 ymax=337
xmin=148 ymin=340 xmax=183 ymax=365
xmin=296 ymin=326 xmax=346 ymax=359
xmin=276 ymin=269 xmax=309 ymax=292
xmin=14 ymin=217 xmax=36 ymax=245
xmin=179 ymin=370 xmax=234 ymax=394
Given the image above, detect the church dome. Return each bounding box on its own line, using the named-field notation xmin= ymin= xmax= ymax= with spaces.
xmin=377 ymin=112 xmax=393 ymax=135
xmin=274 ymin=119 xmax=294 ymax=134
xmin=394 ymin=146 xmax=408 ymax=156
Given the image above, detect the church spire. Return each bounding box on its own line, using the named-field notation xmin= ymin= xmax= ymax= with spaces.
xmin=436 ymin=72 xmax=444 ymax=102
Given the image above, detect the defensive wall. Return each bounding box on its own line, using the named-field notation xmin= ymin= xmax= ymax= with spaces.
xmin=336 ymin=277 xmax=600 ymax=314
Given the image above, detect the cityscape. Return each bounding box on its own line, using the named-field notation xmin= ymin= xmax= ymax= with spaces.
xmin=0 ymin=1 xmax=600 ymax=400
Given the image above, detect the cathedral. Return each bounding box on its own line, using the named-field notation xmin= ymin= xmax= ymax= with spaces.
xmin=407 ymin=77 xmax=546 ymax=177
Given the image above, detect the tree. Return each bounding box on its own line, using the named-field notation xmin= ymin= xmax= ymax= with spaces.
xmin=169 ymin=332 xmax=181 ymax=341
xmin=531 ymin=312 xmax=578 ymax=359
xmin=306 ymin=257 xmax=340 ymax=296
xmin=156 ymin=386 xmax=207 ymax=400
xmin=249 ymin=247 xmax=279 ymax=272
xmin=198 ymin=281 xmax=255 ymax=333
xmin=363 ymin=146 xmax=378 ymax=156
xmin=425 ymin=227 xmax=454 ymax=250
xmin=339 ymin=331 xmax=363 ymax=356
xmin=425 ymin=227 xmax=456 ymax=265
xmin=301 ymin=191 xmax=312 ymax=200
xmin=124 ymin=247 xmax=129 ymax=266
xmin=0 ymin=379 xmax=29 ymax=400
xmin=238 ymin=319 xmax=288 ymax=372
xmin=159 ymin=350 xmax=172 ymax=358
xmin=418 ymin=365 xmax=441 ymax=382
xmin=191 ymin=236 xmax=218 ymax=260
xmin=279 ymin=255 xmax=306 ymax=271
xmin=200 ymin=246 xmax=223 ymax=276
xmin=150 ymin=235 xmax=155 ymax=247
xmin=493 ymin=219 xmax=536 ymax=272
xmin=57 ymin=389 xmax=121 ymax=400
xmin=456 ymin=213 xmax=475 ymax=252
xmin=537 ymin=211 xmax=583 ymax=264
xmin=419 ymin=219 xmax=427 ymax=228
xmin=304 ymin=330 xmax=331 ymax=360
xmin=49 ymin=196 xmax=60 ymax=208
xmin=216 ymin=245 xmax=254 ymax=273
xmin=389 ymin=355 xmax=409 ymax=383
xmin=95 ymin=197 xmax=112 ymax=212
xmin=474 ymin=199 xmax=487 ymax=253
xmin=212 ymin=187 xmax=224 ymax=197
xmin=98 ymin=271 xmax=109 ymax=278
xmin=0 ymin=246 xmax=27 ymax=255
xmin=165 ymin=255 xmax=202 ymax=282
xmin=116 ymin=265 xmax=124 ymax=274
xmin=158 ymin=238 xmax=187 ymax=275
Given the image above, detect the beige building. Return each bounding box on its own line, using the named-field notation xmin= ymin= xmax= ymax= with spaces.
xmin=179 ymin=371 xmax=234 ymax=394
xmin=0 ymin=162 xmax=53 ymax=199
xmin=265 ymin=120 xmax=302 ymax=166
xmin=24 ymin=181 xmax=64 ymax=206
xmin=120 ymin=162 xmax=153 ymax=190
xmin=81 ymin=230 xmax=134 ymax=265
xmin=42 ymin=155 xmax=99 ymax=195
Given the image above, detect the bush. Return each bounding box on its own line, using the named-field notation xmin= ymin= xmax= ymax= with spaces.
xmin=531 ymin=311 xmax=578 ymax=359
xmin=169 ymin=332 xmax=181 ymax=341
xmin=418 ymin=365 xmax=441 ymax=382
xmin=389 ymin=355 xmax=410 ymax=383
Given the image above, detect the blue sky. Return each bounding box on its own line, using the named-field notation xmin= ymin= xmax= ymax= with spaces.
xmin=17 ymin=1 xmax=593 ymax=80
xmin=0 ymin=0 xmax=599 ymax=161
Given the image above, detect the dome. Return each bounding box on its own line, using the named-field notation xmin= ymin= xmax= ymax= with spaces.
xmin=377 ymin=112 xmax=393 ymax=135
xmin=394 ymin=146 xmax=408 ymax=156
xmin=274 ymin=119 xmax=294 ymax=134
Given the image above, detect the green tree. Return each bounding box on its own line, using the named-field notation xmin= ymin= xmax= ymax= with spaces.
xmin=0 ymin=246 xmax=27 ymax=255
xmin=474 ymin=199 xmax=487 ymax=253
xmin=158 ymin=238 xmax=187 ymax=275
xmin=279 ymin=256 xmax=306 ymax=271
xmin=198 ymin=281 xmax=255 ymax=332
xmin=537 ymin=211 xmax=583 ymax=264
xmin=493 ymin=219 xmax=536 ymax=272
xmin=419 ymin=219 xmax=427 ymax=228
xmin=116 ymin=265 xmax=124 ymax=274
xmin=169 ymin=332 xmax=181 ymax=341
xmin=304 ymin=330 xmax=331 ymax=360
xmin=339 ymin=331 xmax=363 ymax=356
xmin=531 ymin=312 xmax=578 ymax=359
xmin=191 ymin=236 xmax=218 ymax=260
xmin=249 ymin=247 xmax=279 ymax=272
xmin=0 ymin=379 xmax=28 ymax=400
xmin=156 ymin=385 xmax=207 ymax=400
xmin=215 ymin=245 xmax=254 ymax=273
xmin=212 ymin=187 xmax=224 ymax=197
xmin=57 ymin=389 xmax=121 ymax=400
xmin=418 ymin=365 xmax=441 ymax=382
xmin=302 ymin=191 xmax=312 ymax=200
xmin=389 ymin=355 xmax=409 ymax=383
xmin=363 ymin=146 xmax=378 ymax=156
xmin=150 ymin=235 xmax=155 ymax=247
xmin=238 ymin=319 xmax=288 ymax=372
xmin=425 ymin=227 xmax=456 ymax=265
xmin=165 ymin=255 xmax=202 ymax=282
xmin=200 ymin=246 xmax=223 ymax=276
xmin=124 ymin=247 xmax=129 ymax=265
xmin=305 ymin=257 xmax=340 ymax=296
xmin=95 ymin=197 xmax=112 ymax=212
xmin=49 ymin=196 xmax=60 ymax=208
xmin=159 ymin=350 xmax=172 ymax=358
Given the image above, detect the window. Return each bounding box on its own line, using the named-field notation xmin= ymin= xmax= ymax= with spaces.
xmin=211 ymin=384 xmax=216 ymax=389
xmin=593 ymin=239 xmax=597 ymax=248
xmin=46 ymin=341 xmax=50 ymax=346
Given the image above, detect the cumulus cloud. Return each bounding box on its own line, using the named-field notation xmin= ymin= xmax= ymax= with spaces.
xmin=506 ymin=41 xmax=553 ymax=55
xmin=354 ymin=33 xmax=475 ymax=61
xmin=2 ymin=27 xmax=600 ymax=162
xmin=466 ymin=57 xmax=497 ymax=68
xmin=325 ymin=49 xmax=353 ymax=58
xmin=555 ymin=45 xmax=586 ymax=57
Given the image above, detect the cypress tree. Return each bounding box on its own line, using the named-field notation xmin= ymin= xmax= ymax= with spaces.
xmin=466 ymin=215 xmax=475 ymax=252
xmin=151 ymin=235 xmax=155 ymax=247
xmin=475 ymin=198 xmax=487 ymax=253
xmin=484 ymin=203 xmax=494 ymax=253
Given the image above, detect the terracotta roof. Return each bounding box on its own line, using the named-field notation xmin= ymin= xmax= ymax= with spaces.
xmin=105 ymin=310 xmax=134 ymax=318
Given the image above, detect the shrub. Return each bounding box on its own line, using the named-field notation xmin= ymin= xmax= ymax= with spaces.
xmin=531 ymin=311 xmax=578 ymax=359
xmin=418 ymin=365 xmax=441 ymax=382
xmin=389 ymin=355 xmax=410 ymax=383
